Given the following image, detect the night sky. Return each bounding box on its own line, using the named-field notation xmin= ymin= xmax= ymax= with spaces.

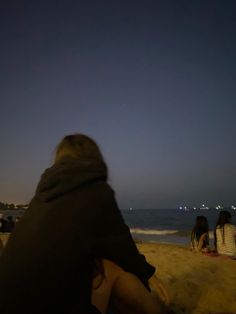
xmin=0 ymin=1 xmax=236 ymax=209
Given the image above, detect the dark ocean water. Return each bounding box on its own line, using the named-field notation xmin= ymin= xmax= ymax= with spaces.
xmin=121 ymin=208 xmax=236 ymax=245
xmin=2 ymin=208 xmax=236 ymax=245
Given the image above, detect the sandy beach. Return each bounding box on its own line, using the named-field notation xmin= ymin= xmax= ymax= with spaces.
xmin=138 ymin=242 xmax=236 ymax=314
xmin=1 ymin=234 xmax=236 ymax=314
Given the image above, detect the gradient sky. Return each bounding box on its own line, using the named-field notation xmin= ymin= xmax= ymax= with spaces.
xmin=0 ymin=1 xmax=236 ymax=209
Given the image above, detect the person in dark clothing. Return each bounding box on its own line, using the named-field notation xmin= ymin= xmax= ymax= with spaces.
xmin=191 ymin=216 xmax=209 ymax=252
xmin=4 ymin=216 xmax=15 ymax=233
xmin=0 ymin=134 xmax=169 ymax=314
xmin=0 ymin=213 xmax=6 ymax=233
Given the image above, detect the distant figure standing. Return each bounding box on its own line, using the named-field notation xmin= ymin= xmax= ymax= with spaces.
xmin=191 ymin=216 xmax=210 ymax=252
xmin=215 ymin=210 xmax=236 ymax=257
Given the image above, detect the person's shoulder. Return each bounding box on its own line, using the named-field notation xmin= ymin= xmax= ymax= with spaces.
xmin=228 ymin=223 xmax=236 ymax=231
xmin=225 ymin=223 xmax=235 ymax=228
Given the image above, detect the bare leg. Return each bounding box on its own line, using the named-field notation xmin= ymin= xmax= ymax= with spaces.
xmin=91 ymin=259 xmax=118 ymax=313
xmin=91 ymin=259 xmax=171 ymax=314
xmin=110 ymin=271 xmax=170 ymax=314
xmin=148 ymin=274 xmax=170 ymax=306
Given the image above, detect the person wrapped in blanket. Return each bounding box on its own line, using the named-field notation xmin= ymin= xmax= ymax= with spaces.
xmin=0 ymin=134 xmax=172 ymax=314
xmin=191 ymin=216 xmax=210 ymax=253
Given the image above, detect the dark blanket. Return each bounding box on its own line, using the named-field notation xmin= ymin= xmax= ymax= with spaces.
xmin=0 ymin=157 xmax=155 ymax=314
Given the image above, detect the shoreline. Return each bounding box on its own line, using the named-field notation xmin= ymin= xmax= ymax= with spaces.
xmin=132 ymin=234 xmax=190 ymax=246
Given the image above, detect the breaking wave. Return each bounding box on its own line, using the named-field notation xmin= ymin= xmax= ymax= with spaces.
xmin=130 ymin=228 xmax=214 ymax=239
xmin=130 ymin=228 xmax=179 ymax=236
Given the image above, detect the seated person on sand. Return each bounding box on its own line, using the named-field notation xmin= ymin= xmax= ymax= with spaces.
xmin=0 ymin=213 xmax=6 ymax=233
xmin=0 ymin=134 xmax=172 ymax=314
xmin=4 ymin=216 xmax=15 ymax=233
xmin=191 ymin=216 xmax=210 ymax=253
xmin=214 ymin=210 xmax=236 ymax=258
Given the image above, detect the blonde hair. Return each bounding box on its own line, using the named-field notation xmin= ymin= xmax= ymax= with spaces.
xmin=55 ymin=134 xmax=104 ymax=163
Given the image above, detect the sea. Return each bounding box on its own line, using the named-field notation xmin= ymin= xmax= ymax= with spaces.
xmin=121 ymin=208 xmax=236 ymax=246
xmin=2 ymin=208 xmax=236 ymax=246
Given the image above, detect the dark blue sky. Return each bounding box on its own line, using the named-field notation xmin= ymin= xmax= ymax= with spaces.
xmin=0 ymin=1 xmax=236 ymax=208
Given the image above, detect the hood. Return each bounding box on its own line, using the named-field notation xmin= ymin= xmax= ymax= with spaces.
xmin=35 ymin=157 xmax=107 ymax=202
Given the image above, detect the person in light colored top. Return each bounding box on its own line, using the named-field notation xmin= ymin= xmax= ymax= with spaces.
xmin=215 ymin=210 xmax=236 ymax=257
